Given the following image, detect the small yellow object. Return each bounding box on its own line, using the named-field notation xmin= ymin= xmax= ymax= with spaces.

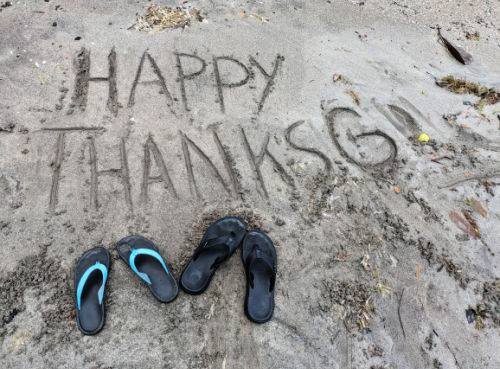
xmin=394 ymin=186 xmax=400 ymax=194
xmin=418 ymin=133 xmax=430 ymax=142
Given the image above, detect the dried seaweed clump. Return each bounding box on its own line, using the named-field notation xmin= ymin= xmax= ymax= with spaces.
xmin=134 ymin=6 xmax=203 ymax=33
xmin=437 ymin=75 xmax=500 ymax=111
xmin=324 ymin=280 xmax=374 ymax=330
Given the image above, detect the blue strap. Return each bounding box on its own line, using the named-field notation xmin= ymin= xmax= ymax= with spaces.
xmin=76 ymin=262 xmax=108 ymax=310
xmin=129 ymin=248 xmax=169 ymax=285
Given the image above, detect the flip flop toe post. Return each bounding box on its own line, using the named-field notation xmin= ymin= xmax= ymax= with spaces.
xmin=117 ymin=235 xmax=178 ymax=303
xmin=74 ymin=247 xmax=110 ymax=335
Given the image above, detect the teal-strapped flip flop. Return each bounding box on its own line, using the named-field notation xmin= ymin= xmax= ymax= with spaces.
xmin=117 ymin=235 xmax=178 ymax=303
xmin=74 ymin=247 xmax=110 ymax=335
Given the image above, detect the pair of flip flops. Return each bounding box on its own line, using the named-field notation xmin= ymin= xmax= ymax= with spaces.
xmin=180 ymin=217 xmax=277 ymax=324
xmin=74 ymin=217 xmax=276 ymax=335
xmin=74 ymin=236 xmax=178 ymax=335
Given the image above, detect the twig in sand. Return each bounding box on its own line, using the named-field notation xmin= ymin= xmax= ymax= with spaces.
xmin=433 ymin=329 xmax=463 ymax=369
xmin=397 ymin=288 xmax=406 ymax=338
xmin=222 ymin=353 xmax=227 ymax=369
xmin=439 ymin=172 xmax=500 ymax=189
xmin=445 ymin=342 xmax=463 ymax=369
xmin=416 ymin=264 xmax=424 ymax=310
xmin=430 ymin=155 xmax=453 ymax=164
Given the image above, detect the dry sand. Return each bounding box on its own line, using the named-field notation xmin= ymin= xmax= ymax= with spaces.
xmin=0 ymin=1 xmax=499 ymax=368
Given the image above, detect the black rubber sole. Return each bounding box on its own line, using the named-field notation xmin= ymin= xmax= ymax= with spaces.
xmin=244 ymin=289 xmax=275 ymax=324
xmin=117 ymin=235 xmax=178 ymax=303
xmin=242 ymin=230 xmax=277 ymax=324
xmin=179 ymin=268 xmax=216 ymax=296
xmin=74 ymin=247 xmax=110 ymax=336
xmin=180 ymin=216 xmax=246 ymax=295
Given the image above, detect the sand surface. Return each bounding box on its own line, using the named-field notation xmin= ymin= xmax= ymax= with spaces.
xmin=0 ymin=1 xmax=499 ymax=368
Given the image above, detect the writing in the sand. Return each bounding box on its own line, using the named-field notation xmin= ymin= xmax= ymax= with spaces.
xmin=41 ymin=48 xmax=437 ymax=213
xmin=67 ymin=48 xmax=284 ymax=116
xmin=43 ymin=105 xmax=405 ymax=213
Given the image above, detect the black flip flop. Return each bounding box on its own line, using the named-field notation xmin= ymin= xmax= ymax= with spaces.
xmin=74 ymin=247 xmax=110 ymax=335
xmin=116 ymin=235 xmax=178 ymax=303
xmin=180 ymin=216 xmax=246 ymax=295
xmin=242 ymin=230 xmax=277 ymax=323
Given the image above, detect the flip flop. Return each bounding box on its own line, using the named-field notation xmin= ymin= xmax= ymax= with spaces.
xmin=74 ymin=247 xmax=110 ymax=335
xmin=241 ymin=230 xmax=277 ymax=323
xmin=180 ymin=216 xmax=246 ymax=295
xmin=116 ymin=235 xmax=178 ymax=303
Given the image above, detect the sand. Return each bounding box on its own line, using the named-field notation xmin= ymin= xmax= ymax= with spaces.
xmin=0 ymin=1 xmax=499 ymax=368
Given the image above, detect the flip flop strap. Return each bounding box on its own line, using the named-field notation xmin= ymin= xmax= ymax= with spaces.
xmin=193 ymin=235 xmax=233 ymax=268
xmin=246 ymin=248 xmax=275 ymax=290
xmin=76 ymin=262 xmax=108 ymax=310
xmin=129 ymin=248 xmax=170 ymax=285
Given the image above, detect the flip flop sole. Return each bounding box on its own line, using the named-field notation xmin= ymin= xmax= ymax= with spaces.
xmin=117 ymin=235 xmax=178 ymax=303
xmin=242 ymin=231 xmax=277 ymax=324
xmin=180 ymin=216 xmax=246 ymax=295
xmin=74 ymin=247 xmax=110 ymax=335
